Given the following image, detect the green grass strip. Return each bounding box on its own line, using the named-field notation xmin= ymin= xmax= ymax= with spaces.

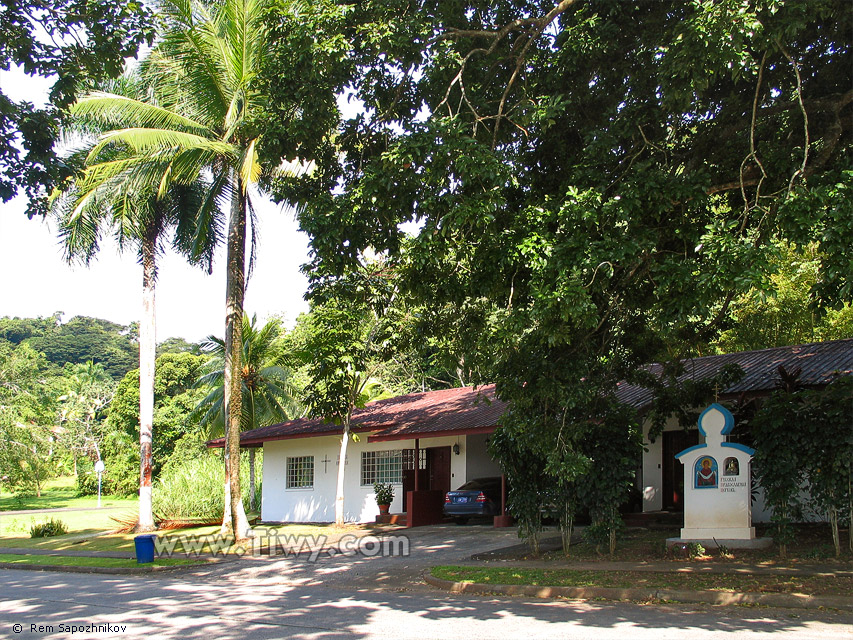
xmin=431 ymin=566 xmax=851 ymax=597
xmin=0 ymin=554 xmax=203 ymax=569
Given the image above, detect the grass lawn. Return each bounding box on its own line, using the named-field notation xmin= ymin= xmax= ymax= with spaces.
xmin=431 ymin=566 xmax=853 ymax=597
xmin=0 ymin=476 xmax=137 ymax=512
xmin=536 ymin=524 xmax=853 ymax=564
xmin=0 ymin=554 xmax=204 ymax=569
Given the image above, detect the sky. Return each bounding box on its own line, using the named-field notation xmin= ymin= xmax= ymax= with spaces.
xmin=0 ymin=66 xmax=314 ymax=342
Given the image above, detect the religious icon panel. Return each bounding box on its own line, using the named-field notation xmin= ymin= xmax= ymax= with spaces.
xmin=694 ymin=456 xmax=718 ymax=488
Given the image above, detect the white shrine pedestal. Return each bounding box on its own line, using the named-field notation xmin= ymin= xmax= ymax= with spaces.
xmin=666 ymin=403 xmax=772 ymax=550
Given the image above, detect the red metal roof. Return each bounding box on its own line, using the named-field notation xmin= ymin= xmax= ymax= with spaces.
xmin=208 ymin=338 xmax=852 ymax=447
xmin=208 ymin=385 xmax=505 ymax=447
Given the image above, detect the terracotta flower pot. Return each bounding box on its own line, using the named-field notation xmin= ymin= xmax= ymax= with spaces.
xmin=378 ymin=504 xmax=390 ymax=515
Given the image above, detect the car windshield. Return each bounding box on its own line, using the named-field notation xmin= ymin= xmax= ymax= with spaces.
xmin=456 ymin=477 xmax=500 ymax=491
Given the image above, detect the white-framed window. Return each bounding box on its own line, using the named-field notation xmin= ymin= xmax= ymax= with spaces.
xmin=360 ymin=449 xmax=425 ymax=485
xmin=361 ymin=450 xmax=403 ymax=485
xmin=286 ymin=456 xmax=314 ymax=489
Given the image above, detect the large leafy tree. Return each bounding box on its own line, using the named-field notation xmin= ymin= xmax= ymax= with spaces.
xmin=272 ymin=0 xmax=851 ymax=540
xmin=0 ymin=0 xmax=153 ymax=214
xmin=107 ymin=351 xmax=208 ymax=491
xmin=68 ymin=0 xmax=317 ymax=540
xmin=0 ymin=341 xmax=61 ymax=496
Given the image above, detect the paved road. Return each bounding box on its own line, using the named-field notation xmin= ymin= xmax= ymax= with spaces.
xmin=1 ymin=524 xmax=851 ymax=639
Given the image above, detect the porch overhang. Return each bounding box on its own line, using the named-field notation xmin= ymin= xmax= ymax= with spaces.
xmin=367 ymin=424 xmax=497 ymax=443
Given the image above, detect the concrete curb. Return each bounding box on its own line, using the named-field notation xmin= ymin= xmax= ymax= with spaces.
xmin=0 ymin=556 xmax=230 ymax=575
xmin=423 ymin=570 xmax=853 ymax=611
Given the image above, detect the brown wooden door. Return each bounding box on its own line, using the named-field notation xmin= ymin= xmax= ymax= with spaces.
xmin=662 ymin=430 xmax=699 ymax=511
xmin=427 ymin=446 xmax=452 ymax=494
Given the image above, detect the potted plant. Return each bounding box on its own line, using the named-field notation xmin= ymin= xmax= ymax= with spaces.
xmin=373 ymin=483 xmax=395 ymax=515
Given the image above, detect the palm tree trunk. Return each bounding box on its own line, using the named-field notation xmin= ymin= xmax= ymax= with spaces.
xmin=223 ymin=172 xmax=251 ymax=541
xmin=136 ymin=231 xmax=157 ymax=532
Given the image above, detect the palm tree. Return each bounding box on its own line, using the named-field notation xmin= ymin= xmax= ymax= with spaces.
xmin=68 ymin=0 xmax=313 ymax=540
xmin=193 ymin=313 xmax=302 ymax=510
xmin=53 ymin=75 xmax=219 ymax=532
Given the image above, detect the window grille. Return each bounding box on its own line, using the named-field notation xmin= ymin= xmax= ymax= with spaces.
xmin=361 ymin=450 xmax=403 ymax=485
xmin=286 ymin=456 xmax=314 ymax=489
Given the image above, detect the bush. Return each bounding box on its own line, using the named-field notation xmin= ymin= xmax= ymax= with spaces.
xmin=30 ymin=518 xmax=68 ymax=538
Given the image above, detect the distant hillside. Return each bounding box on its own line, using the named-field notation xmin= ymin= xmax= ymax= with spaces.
xmin=0 ymin=313 xmax=138 ymax=380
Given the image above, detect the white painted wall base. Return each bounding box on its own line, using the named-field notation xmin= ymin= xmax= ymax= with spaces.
xmin=679 ymin=526 xmax=756 ymax=540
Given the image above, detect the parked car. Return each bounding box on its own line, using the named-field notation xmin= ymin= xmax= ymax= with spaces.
xmin=444 ymin=476 xmax=504 ymax=524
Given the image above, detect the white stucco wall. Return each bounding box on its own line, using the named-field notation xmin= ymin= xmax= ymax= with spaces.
xmin=464 ymin=433 xmax=502 ymax=481
xmin=261 ymin=434 xmax=472 ymax=523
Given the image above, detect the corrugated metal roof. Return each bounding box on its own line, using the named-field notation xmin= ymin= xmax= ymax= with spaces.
xmin=615 ymin=338 xmax=853 ymax=409
xmin=210 ymin=338 xmax=852 ymax=447
xmin=210 ymin=385 xmax=505 ymax=447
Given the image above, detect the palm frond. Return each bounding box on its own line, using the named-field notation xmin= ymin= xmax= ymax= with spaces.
xmin=72 ymin=93 xmax=212 ymax=136
xmin=87 ymin=128 xmax=234 ymax=162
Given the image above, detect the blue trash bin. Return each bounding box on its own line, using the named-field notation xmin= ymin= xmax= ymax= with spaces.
xmin=134 ymin=534 xmax=157 ymax=564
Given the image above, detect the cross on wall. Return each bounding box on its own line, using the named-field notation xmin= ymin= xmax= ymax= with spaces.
xmin=321 ymin=455 xmax=347 ymax=473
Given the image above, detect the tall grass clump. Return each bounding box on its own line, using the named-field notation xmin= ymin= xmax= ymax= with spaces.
xmin=152 ymin=453 xmax=260 ymax=523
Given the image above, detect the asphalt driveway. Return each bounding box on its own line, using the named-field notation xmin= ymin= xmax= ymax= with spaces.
xmin=190 ymin=523 xmax=521 ymax=591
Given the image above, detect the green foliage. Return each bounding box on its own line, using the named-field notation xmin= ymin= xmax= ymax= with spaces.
xmin=0 ymin=0 xmax=153 ymax=213
xmin=265 ymin=0 xmax=850 ymax=551
xmin=74 ymin=429 xmax=137 ymax=497
xmin=489 ymin=426 xmax=549 ymax=555
xmin=373 ymin=483 xmax=394 ymax=505
xmin=575 ymin=405 xmax=643 ymax=556
xmin=716 ymin=246 xmax=853 ymax=353
xmin=157 ymin=337 xmax=201 ymax=358
xmin=0 ymin=341 xmax=63 ymax=495
xmin=297 ymin=263 xmax=401 ymax=425
xmin=0 ymin=314 xmax=62 ymax=345
xmin=29 ymin=518 xmax=68 ymax=538
xmin=108 ymin=351 xmax=207 ymax=478
xmin=751 ymin=376 xmax=853 ymax=556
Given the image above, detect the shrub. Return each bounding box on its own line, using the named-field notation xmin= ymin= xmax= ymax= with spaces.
xmin=373 ymin=483 xmax=394 ymax=505
xmin=30 ymin=518 xmax=68 ymax=538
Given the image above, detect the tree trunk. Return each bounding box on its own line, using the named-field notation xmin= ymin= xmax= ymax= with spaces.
xmin=135 ymin=231 xmax=157 ymax=533
xmin=560 ymin=498 xmax=573 ymax=557
xmin=335 ymin=416 xmax=351 ymax=526
xmin=223 ymin=172 xmax=251 ymax=542
xmin=829 ymin=506 xmax=840 ymax=558
xmin=249 ymin=447 xmax=256 ymax=511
